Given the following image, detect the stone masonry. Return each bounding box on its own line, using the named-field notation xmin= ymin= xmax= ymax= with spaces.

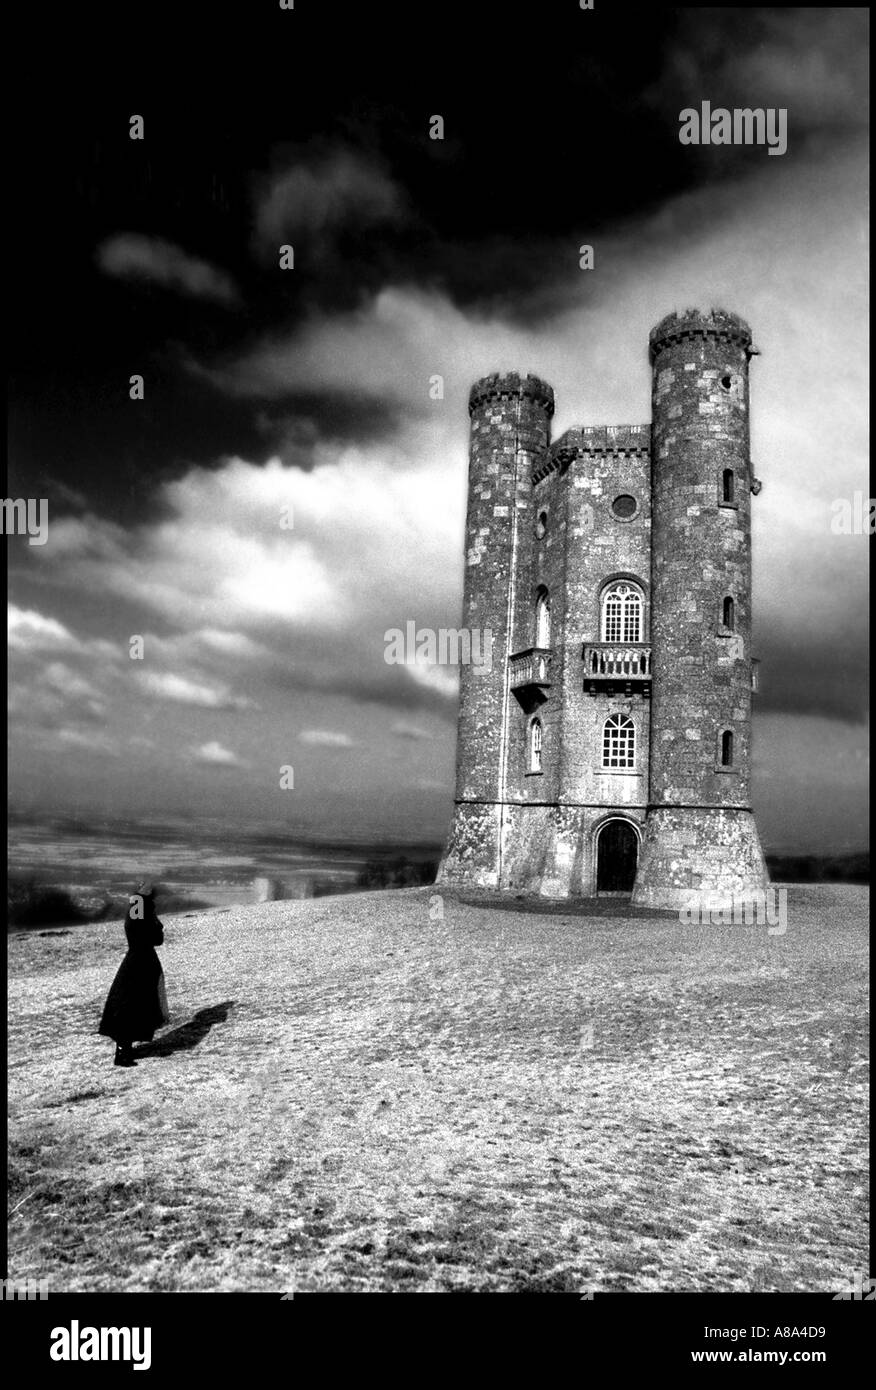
xmin=437 ymin=309 xmax=770 ymax=909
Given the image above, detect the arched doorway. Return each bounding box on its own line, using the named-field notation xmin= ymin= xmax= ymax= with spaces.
xmin=595 ymin=819 xmax=639 ymax=893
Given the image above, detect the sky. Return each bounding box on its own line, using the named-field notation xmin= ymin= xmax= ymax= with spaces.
xmin=6 ymin=3 xmax=870 ymax=850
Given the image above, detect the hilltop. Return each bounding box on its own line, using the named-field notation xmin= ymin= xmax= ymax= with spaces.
xmin=8 ymin=884 xmax=868 ymax=1292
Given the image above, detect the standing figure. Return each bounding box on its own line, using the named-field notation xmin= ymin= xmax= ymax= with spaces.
xmin=98 ymin=880 xmax=170 ymax=1066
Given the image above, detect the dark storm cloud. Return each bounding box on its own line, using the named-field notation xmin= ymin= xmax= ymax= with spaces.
xmin=251 ymin=394 xmax=406 ymax=462
xmin=252 ymin=149 xmax=407 ymax=259
xmin=648 ymin=7 xmax=869 ymax=138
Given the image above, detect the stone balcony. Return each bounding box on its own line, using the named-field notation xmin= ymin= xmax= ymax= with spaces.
xmin=583 ymin=643 xmax=652 ymax=695
xmin=508 ymin=648 xmax=552 ymax=712
xmin=509 ymin=647 xmax=552 ymax=691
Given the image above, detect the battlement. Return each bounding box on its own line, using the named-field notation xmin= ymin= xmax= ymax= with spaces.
xmin=556 ymin=424 xmax=651 ymax=457
xmin=649 ymin=308 xmax=752 ymax=361
xmin=468 ymin=372 xmax=555 ymax=418
xmin=535 ymin=424 xmax=651 ymax=483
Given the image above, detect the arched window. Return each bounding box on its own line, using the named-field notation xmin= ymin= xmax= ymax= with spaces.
xmin=535 ymin=587 xmax=550 ymax=648
xmin=722 ymin=468 xmax=735 ymax=504
xmin=722 ymin=596 xmax=735 ymax=629
xmin=602 ymin=714 xmax=636 ymax=770
xmin=601 ymin=582 xmax=643 ymax=643
xmin=529 ymin=718 xmax=543 ymax=773
xmin=721 ymin=730 xmax=734 ymax=766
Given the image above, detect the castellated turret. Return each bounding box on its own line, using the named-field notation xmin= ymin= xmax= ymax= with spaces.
xmin=441 ymin=372 xmax=555 ymax=887
xmin=631 ymin=310 xmax=769 ymax=908
xmin=437 ymin=311 xmax=768 ymax=908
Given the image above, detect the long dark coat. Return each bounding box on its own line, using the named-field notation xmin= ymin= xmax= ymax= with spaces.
xmin=98 ymin=902 xmax=169 ymax=1043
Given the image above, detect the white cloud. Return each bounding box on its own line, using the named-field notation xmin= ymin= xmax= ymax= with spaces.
xmin=196 ymin=628 xmax=266 ymax=658
xmin=193 ymin=740 xmax=244 ymax=766
xmin=139 ymin=671 xmax=255 ymax=710
xmin=35 ymin=444 xmax=464 ymax=650
xmin=96 ymin=234 xmax=240 ymax=306
xmin=8 ymin=605 xmax=75 ymax=650
xmin=57 ymin=728 xmax=119 ymax=756
xmin=194 ymin=286 xmax=487 ymax=407
xmin=298 ymin=729 xmax=355 ymax=748
xmin=402 ymin=657 xmax=459 ymax=701
xmin=43 ymin=661 xmax=104 ymax=705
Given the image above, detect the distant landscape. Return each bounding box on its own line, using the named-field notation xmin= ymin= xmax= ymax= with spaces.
xmin=765 ymin=852 xmax=869 ymax=884
xmin=6 ymin=812 xmax=441 ymax=929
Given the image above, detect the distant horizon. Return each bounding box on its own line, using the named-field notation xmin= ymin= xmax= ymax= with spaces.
xmin=6 ymin=804 xmax=869 ymax=860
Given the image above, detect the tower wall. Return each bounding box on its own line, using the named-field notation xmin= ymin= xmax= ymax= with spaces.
xmin=437 ymin=372 xmax=554 ymax=888
xmin=505 ymin=460 xmax=566 ymax=808
xmin=555 ymin=429 xmax=652 ymax=809
xmin=631 ymin=310 xmax=769 ymax=909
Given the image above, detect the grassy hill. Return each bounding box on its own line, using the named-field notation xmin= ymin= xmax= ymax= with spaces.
xmin=7 ymin=884 xmax=868 ymax=1292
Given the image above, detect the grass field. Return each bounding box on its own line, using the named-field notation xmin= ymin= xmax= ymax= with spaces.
xmin=7 ymin=883 xmax=868 ymax=1292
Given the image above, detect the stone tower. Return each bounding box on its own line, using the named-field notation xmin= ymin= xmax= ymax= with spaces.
xmin=437 ymin=309 xmax=769 ymax=909
xmin=631 ymin=310 xmax=769 ymax=908
xmin=443 ymin=372 xmax=555 ymax=887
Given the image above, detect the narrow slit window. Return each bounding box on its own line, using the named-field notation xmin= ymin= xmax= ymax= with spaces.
xmin=721 ymin=730 xmax=734 ymax=766
xmin=535 ymin=587 xmax=550 ymax=648
xmin=723 ymin=596 xmax=735 ymax=629
xmin=530 ymin=718 xmax=543 ymax=773
xmin=722 ymin=468 xmax=735 ymax=504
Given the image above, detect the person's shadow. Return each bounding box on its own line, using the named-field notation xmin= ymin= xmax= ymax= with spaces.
xmin=135 ymin=1001 xmax=235 ymax=1058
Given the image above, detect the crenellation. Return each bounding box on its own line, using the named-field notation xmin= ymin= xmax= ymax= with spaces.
xmin=469 ymin=371 xmax=556 ymax=418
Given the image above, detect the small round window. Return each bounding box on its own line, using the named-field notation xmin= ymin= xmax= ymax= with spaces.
xmin=612 ymin=494 xmax=637 ymax=519
xmin=720 ymin=374 xmax=733 ymax=391
xmin=535 ymin=510 xmax=548 ymax=538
